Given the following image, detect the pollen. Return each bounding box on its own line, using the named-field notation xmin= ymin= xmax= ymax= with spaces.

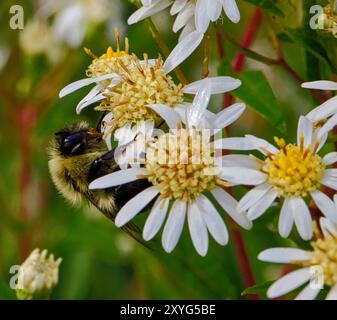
xmin=144 ymin=128 xmax=221 ymax=203
xmin=303 ymin=234 xmax=337 ymax=287
xmin=85 ymin=28 xmax=133 ymax=80
xmin=96 ymin=55 xmax=184 ymax=130
xmin=262 ymin=136 xmax=325 ymax=198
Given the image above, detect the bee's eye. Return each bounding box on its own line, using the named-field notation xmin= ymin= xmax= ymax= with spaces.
xmin=59 ymin=130 xmax=88 ymax=155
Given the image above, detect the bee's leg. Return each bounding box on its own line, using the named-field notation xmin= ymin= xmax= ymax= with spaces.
xmin=88 ymin=149 xmax=153 ymax=210
xmin=113 ymin=179 xmax=153 ymax=210
xmin=87 ymin=149 xmax=115 ymax=183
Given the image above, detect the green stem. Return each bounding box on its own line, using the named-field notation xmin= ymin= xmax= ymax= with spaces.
xmin=146 ymin=18 xmax=188 ymax=85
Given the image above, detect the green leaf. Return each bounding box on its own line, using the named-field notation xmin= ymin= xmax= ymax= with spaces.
xmin=284 ymin=28 xmax=336 ymax=74
xmin=243 ymin=0 xmax=284 ymax=16
xmin=219 ymin=63 xmax=286 ymax=132
xmin=241 ymin=280 xmax=274 ymax=296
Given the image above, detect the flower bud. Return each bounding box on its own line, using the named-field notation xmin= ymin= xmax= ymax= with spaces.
xmin=16 ymin=249 xmax=62 ymax=300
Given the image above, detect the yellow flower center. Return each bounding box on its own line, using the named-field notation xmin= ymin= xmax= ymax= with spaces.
xmin=96 ymin=55 xmax=184 ymax=129
xmin=85 ymin=29 xmax=133 ymax=80
xmin=262 ymin=137 xmax=325 ymax=198
xmin=144 ymin=128 xmax=225 ymax=203
xmin=302 ymin=234 xmax=337 ymax=287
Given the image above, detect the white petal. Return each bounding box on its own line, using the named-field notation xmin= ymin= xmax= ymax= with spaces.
xmin=219 ymin=167 xmax=267 ymax=186
xmin=292 ymin=197 xmax=313 ymax=240
xmin=297 ymin=116 xmax=313 ymax=148
xmin=323 ymin=152 xmax=337 ymax=165
xmin=312 ymin=130 xmax=328 ymax=153
xmin=196 ymin=194 xmax=229 ymax=244
xmin=295 ymin=284 xmax=320 ymax=300
xmin=115 ymin=187 xmax=159 ymax=227
xmin=114 ymin=123 xmax=134 ymax=146
xmin=302 ymin=80 xmax=337 ymax=91
xmin=267 ymin=267 xmax=312 ymax=299
xmin=178 ymin=19 xmax=195 ymax=42
xmin=101 ymin=112 xmax=114 ymax=150
xmin=247 ymin=188 xmax=278 ymax=220
xmin=170 ymin=0 xmax=188 ymax=15
xmin=311 ymin=191 xmax=337 ymax=224
xmin=306 ymin=96 xmax=337 ymax=122
xmin=141 ymin=0 xmax=155 ymax=5
xmin=127 ymin=0 xmax=171 ymax=24
xmin=195 ymin=0 xmax=210 ymax=33
xmin=59 ymin=73 xmax=119 ymax=98
xmin=147 ymin=104 xmax=180 ymax=129
xmin=143 ymin=197 xmax=170 ymax=241
xmin=214 ymin=137 xmax=253 ymax=150
xmin=321 ymin=176 xmax=337 ymax=190
xmin=213 ymin=103 xmax=245 ymax=130
xmin=89 ymin=168 xmax=147 ymax=189
xmin=319 ymin=217 xmax=337 ymax=237
xmin=163 ymin=31 xmax=204 ymax=73
xmin=278 ymin=198 xmax=295 ymax=238
xmin=183 ymin=76 xmax=241 ymax=95
xmin=76 ymin=84 xmax=102 ymax=110
xmin=76 ymin=93 xmax=105 ymax=114
xmin=207 ymin=0 xmax=222 ymax=21
xmin=220 ymin=0 xmax=240 ymax=23
xmin=173 ymin=102 xmax=191 ymax=123
xmin=245 ymin=135 xmax=279 ymax=155
xmin=162 ymin=200 xmax=187 ymax=253
xmin=326 ymin=284 xmax=337 ymax=300
xmin=188 ymin=201 xmax=209 ymax=256
xmin=173 ymin=2 xmax=195 ymax=32
xmin=238 ymin=183 xmax=272 ymax=213
xmin=324 ymin=169 xmax=337 ymax=178
xmin=258 ymin=248 xmax=310 ymax=264
xmin=53 ymin=5 xmax=86 ymax=47
xmin=187 ymin=81 xmax=211 ymax=127
xmin=317 ymin=113 xmax=337 ymax=138
xmin=211 ymin=187 xmax=252 ymax=230
xmin=218 ymin=154 xmax=260 ymax=170
xmin=214 ymin=136 xmax=278 ymax=154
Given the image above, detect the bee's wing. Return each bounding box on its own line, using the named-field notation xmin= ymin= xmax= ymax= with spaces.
xmin=87 ymin=149 xmax=153 ymax=249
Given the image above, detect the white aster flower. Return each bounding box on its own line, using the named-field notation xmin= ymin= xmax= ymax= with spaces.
xmin=16 ymin=248 xmax=62 ymax=300
xmin=301 ymin=80 xmax=337 ymax=125
xmin=40 ymin=0 xmax=115 ymax=48
xmin=59 ymin=31 xmax=134 ymax=114
xmin=128 ymin=0 xmax=240 ymax=72
xmin=89 ymin=86 xmax=251 ymax=256
xmin=96 ymin=56 xmax=241 ymax=141
xmin=258 ymin=218 xmax=337 ymax=300
xmin=218 ymin=116 xmax=337 ymax=240
xmin=19 ymin=19 xmax=65 ymax=64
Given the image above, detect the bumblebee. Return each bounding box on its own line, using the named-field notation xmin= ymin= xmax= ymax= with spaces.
xmin=48 ymin=122 xmax=151 ymax=246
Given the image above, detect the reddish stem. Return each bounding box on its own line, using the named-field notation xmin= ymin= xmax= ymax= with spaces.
xmin=216 ymin=9 xmax=263 ymax=300
xmin=13 ymin=105 xmax=37 ymax=260
xmin=232 ymin=9 xmax=263 ymax=73
xmin=231 ymin=228 xmax=257 ymax=296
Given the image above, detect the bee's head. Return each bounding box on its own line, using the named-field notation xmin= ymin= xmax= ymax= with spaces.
xmin=55 ymin=122 xmax=103 ymax=156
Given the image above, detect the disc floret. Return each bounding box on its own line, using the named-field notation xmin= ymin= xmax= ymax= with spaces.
xmin=96 ymin=55 xmax=184 ymax=129
xmin=145 ymin=128 xmax=223 ymax=203
xmin=262 ymin=136 xmax=325 ymax=198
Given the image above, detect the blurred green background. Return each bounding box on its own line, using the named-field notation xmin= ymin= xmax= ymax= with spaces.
xmin=0 ymin=0 xmax=336 ymax=299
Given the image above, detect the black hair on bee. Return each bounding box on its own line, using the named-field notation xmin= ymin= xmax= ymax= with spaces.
xmin=48 ymin=122 xmax=151 ymax=247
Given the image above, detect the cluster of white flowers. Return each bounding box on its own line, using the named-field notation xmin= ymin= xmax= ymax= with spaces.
xmin=19 ymin=0 xmax=123 ymax=64
xmin=16 ymin=249 xmax=62 ymax=300
xmin=57 ymin=1 xmax=337 ymax=300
